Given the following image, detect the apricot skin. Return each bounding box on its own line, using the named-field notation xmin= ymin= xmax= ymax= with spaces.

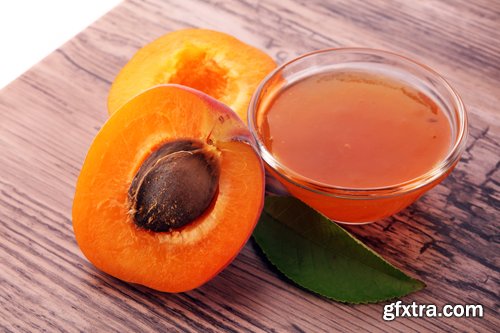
xmin=73 ymin=84 xmax=265 ymax=292
xmin=107 ymin=29 xmax=277 ymax=123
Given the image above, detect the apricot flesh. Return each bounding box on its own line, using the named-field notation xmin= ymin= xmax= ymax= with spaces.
xmin=73 ymin=84 xmax=265 ymax=292
xmin=107 ymin=29 xmax=277 ymax=123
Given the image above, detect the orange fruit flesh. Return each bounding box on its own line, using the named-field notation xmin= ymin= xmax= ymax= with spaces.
xmin=73 ymin=85 xmax=264 ymax=292
xmin=108 ymin=29 xmax=277 ymax=123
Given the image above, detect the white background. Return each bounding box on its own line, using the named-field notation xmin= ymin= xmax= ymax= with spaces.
xmin=0 ymin=0 xmax=121 ymax=89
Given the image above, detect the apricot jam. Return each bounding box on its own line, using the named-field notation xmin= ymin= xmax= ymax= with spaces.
xmin=250 ymin=48 xmax=467 ymax=224
xmin=260 ymin=71 xmax=452 ymax=189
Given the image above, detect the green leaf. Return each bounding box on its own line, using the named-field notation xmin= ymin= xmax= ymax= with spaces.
xmin=253 ymin=196 xmax=425 ymax=303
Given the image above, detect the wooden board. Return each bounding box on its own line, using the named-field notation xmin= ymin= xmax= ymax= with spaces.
xmin=1 ymin=0 xmax=499 ymax=331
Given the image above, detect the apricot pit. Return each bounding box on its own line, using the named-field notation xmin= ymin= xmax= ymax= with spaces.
xmin=129 ymin=139 xmax=220 ymax=232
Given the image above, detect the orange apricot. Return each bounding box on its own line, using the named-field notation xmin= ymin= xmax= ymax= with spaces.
xmin=108 ymin=29 xmax=277 ymax=123
xmin=73 ymin=84 xmax=265 ymax=292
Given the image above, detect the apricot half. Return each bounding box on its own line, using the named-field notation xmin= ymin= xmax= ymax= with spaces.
xmin=73 ymin=85 xmax=265 ymax=292
xmin=108 ymin=29 xmax=277 ymax=123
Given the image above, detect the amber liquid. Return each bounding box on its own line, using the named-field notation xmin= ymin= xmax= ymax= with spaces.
xmin=260 ymin=71 xmax=452 ymax=189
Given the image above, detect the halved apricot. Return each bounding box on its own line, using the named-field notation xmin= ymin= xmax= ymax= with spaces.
xmin=108 ymin=29 xmax=277 ymax=123
xmin=73 ymin=84 xmax=265 ymax=292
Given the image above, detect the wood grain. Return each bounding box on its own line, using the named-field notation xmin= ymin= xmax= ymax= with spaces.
xmin=1 ymin=0 xmax=499 ymax=332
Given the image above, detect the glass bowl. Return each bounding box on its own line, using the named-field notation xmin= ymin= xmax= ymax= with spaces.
xmin=248 ymin=48 xmax=468 ymax=224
